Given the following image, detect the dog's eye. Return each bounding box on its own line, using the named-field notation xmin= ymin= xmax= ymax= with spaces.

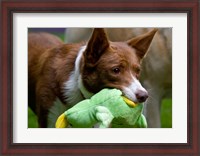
xmin=136 ymin=68 xmax=140 ymax=73
xmin=134 ymin=67 xmax=140 ymax=74
xmin=112 ymin=67 xmax=120 ymax=74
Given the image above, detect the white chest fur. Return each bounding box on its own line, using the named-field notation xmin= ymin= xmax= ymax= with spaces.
xmin=63 ymin=45 xmax=94 ymax=105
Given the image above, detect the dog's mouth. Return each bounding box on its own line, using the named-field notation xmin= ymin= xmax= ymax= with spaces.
xmin=121 ymin=89 xmax=148 ymax=104
xmin=122 ymin=96 xmax=138 ymax=107
xmin=105 ymin=86 xmax=147 ymax=104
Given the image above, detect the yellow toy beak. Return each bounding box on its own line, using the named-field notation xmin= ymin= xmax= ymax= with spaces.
xmin=55 ymin=113 xmax=68 ymax=128
xmin=122 ymin=96 xmax=137 ymax=107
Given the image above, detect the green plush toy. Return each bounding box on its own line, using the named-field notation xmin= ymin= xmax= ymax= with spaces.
xmin=56 ymin=88 xmax=147 ymax=128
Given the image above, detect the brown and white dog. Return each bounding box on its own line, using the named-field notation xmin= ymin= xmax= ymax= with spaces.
xmin=28 ymin=28 xmax=157 ymax=127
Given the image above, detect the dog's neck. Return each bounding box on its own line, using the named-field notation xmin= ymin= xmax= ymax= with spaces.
xmin=76 ymin=46 xmax=94 ymax=99
xmin=64 ymin=45 xmax=94 ymax=105
xmin=78 ymin=75 xmax=94 ymax=99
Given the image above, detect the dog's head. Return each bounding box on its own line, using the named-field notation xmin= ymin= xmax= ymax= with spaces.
xmin=81 ymin=28 xmax=157 ymax=103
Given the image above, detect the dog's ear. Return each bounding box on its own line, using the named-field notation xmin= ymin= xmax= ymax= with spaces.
xmin=84 ymin=28 xmax=109 ymax=65
xmin=127 ymin=29 xmax=158 ymax=59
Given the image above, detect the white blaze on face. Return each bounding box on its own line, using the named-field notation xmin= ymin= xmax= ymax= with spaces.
xmin=122 ymin=76 xmax=148 ymax=103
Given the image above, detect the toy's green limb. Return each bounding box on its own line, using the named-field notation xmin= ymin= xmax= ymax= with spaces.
xmin=135 ymin=114 xmax=148 ymax=128
xmin=95 ymin=106 xmax=114 ymax=128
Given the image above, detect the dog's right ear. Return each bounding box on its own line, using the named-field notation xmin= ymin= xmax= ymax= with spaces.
xmin=84 ymin=28 xmax=109 ymax=66
xmin=127 ymin=29 xmax=158 ymax=59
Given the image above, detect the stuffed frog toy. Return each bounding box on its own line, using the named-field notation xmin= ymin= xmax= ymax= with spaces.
xmin=56 ymin=88 xmax=147 ymax=128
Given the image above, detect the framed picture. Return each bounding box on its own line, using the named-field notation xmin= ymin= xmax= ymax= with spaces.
xmin=0 ymin=0 xmax=199 ymax=155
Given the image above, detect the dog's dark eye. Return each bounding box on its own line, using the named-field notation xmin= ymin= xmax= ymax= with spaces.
xmin=135 ymin=67 xmax=140 ymax=74
xmin=136 ymin=74 xmax=139 ymax=79
xmin=112 ymin=67 xmax=120 ymax=74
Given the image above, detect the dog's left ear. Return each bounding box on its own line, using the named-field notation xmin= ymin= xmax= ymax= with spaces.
xmin=85 ymin=28 xmax=109 ymax=65
xmin=127 ymin=29 xmax=158 ymax=59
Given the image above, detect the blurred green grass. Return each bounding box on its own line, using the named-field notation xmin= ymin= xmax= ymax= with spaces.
xmin=56 ymin=34 xmax=65 ymax=41
xmin=28 ymin=107 xmax=38 ymax=128
xmin=161 ymin=98 xmax=172 ymax=128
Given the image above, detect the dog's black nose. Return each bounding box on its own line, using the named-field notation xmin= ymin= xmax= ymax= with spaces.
xmin=136 ymin=90 xmax=148 ymax=103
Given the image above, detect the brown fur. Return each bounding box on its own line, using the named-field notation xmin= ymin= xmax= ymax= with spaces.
xmin=28 ymin=32 xmax=85 ymax=127
xmin=82 ymin=42 xmax=140 ymax=93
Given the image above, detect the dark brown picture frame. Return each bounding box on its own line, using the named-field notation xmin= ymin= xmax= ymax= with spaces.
xmin=0 ymin=0 xmax=199 ymax=155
